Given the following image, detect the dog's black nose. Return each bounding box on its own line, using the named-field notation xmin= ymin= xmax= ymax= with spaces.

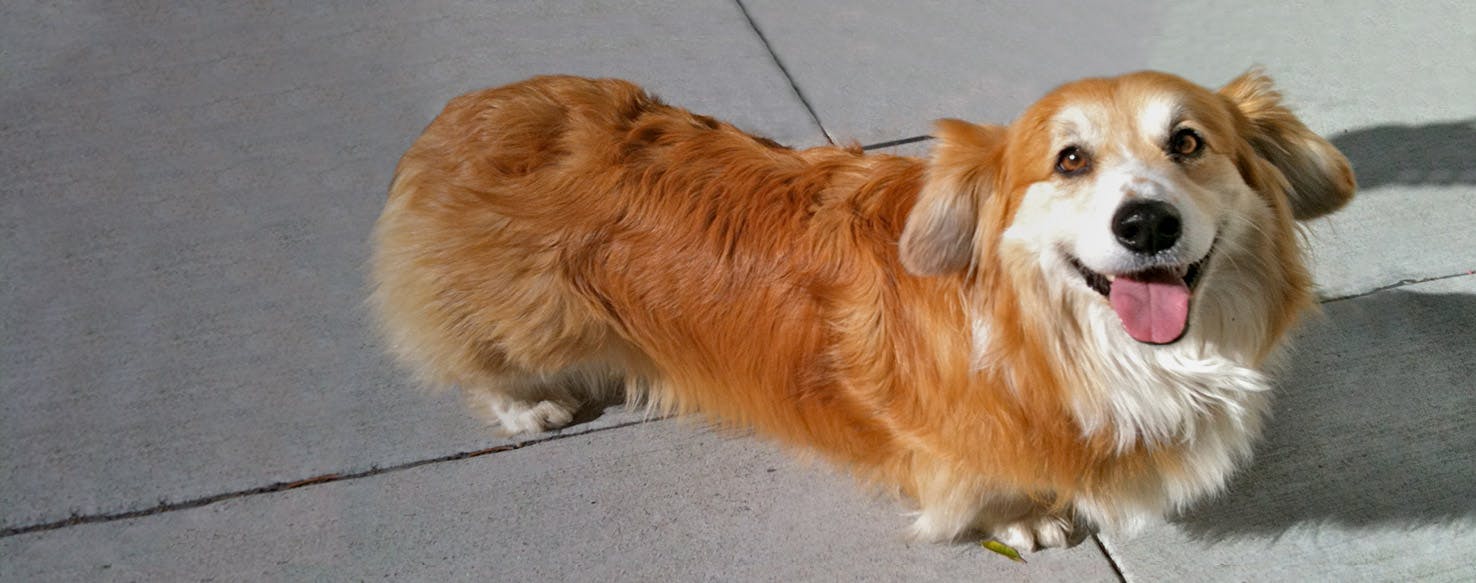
xmin=1112 ymin=200 xmax=1181 ymax=254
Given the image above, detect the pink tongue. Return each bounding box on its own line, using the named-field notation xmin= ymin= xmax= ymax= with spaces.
xmin=1108 ymin=271 xmax=1191 ymax=344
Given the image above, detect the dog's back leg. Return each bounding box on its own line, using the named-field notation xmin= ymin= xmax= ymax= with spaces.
xmin=461 ymin=359 xmax=635 ymax=436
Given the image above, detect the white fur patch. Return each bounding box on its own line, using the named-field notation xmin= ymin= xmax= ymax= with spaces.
xmin=970 ymin=314 xmax=993 ymax=371
xmin=1052 ymin=105 xmax=1107 ymax=147
xmin=476 ymin=393 xmax=577 ymax=435
xmin=1136 ymin=95 xmax=1179 ymax=145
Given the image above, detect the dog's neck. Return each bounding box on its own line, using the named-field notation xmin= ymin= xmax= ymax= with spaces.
xmin=967 ymin=257 xmax=1277 ymax=450
xmin=955 ymin=263 xmax=1277 ymax=527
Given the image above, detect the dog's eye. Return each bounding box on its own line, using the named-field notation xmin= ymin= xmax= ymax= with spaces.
xmin=1170 ymin=128 xmax=1204 ymax=158
xmin=1055 ymin=146 xmax=1091 ymax=176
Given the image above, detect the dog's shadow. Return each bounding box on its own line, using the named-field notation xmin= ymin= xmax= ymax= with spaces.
xmin=1178 ymin=119 xmax=1476 ymax=538
xmin=1330 ymin=118 xmax=1476 ymax=189
xmin=1177 ymin=289 xmax=1476 ymax=539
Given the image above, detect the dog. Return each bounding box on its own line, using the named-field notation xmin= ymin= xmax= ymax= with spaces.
xmin=370 ymin=70 xmax=1354 ymax=550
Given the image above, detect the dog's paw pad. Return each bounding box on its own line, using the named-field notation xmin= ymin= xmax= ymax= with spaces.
xmin=492 ymin=399 xmax=576 ymax=435
xmin=906 ymin=511 xmax=973 ymax=543
xmin=993 ymin=515 xmax=1080 ymax=552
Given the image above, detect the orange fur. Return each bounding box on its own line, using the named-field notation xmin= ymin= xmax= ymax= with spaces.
xmin=370 ymin=72 xmax=1353 ymax=545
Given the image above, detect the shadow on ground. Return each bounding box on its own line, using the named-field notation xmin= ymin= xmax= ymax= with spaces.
xmin=1179 ymin=289 xmax=1476 ymax=539
xmin=1332 ymin=119 xmax=1476 ymax=189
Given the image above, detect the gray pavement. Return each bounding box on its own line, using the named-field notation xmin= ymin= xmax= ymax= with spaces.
xmin=3 ymin=1 xmax=1473 ymax=581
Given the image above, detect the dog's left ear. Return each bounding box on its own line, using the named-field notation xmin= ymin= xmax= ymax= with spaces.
xmin=899 ymin=120 xmax=1006 ymax=276
xmin=1219 ymin=69 xmax=1357 ymax=220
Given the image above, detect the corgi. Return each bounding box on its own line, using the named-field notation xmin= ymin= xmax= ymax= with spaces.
xmin=370 ymin=70 xmax=1354 ymax=550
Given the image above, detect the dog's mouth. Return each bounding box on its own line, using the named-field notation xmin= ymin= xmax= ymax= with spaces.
xmin=1065 ymin=246 xmax=1214 ymax=345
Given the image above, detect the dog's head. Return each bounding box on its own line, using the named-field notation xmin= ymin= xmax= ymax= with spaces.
xmin=901 ymin=70 xmax=1355 ymax=348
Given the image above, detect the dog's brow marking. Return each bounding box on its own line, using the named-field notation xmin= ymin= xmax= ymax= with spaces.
xmin=1050 ymin=118 xmax=1081 ymax=143
xmin=1054 ymin=105 xmax=1104 ymax=146
xmin=1138 ymin=96 xmax=1180 ymax=143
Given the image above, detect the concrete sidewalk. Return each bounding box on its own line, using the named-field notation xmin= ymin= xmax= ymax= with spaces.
xmin=3 ymin=1 xmax=1473 ymax=580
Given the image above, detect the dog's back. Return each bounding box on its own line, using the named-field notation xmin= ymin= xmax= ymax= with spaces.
xmin=369 ymin=76 xmax=933 ymax=448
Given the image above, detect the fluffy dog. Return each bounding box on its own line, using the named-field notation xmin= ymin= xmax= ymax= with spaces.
xmin=370 ymin=70 xmax=1354 ymax=549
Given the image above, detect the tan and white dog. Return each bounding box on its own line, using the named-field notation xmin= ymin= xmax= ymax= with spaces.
xmin=370 ymin=70 xmax=1354 ymax=550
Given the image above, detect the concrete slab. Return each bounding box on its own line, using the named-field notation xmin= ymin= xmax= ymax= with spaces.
xmin=1101 ymin=275 xmax=1476 ymax=582
xmin=741 ymin=0 xmax=1161 ymax=145
xmin=1303 ymin=182 xmax=1475 ymax=299
xmin=0 ymin=0 xmax=821 ymax=531
xmin=744 ymin=2 xmax=1474 ymax=142
xmin=0 ymin=420 xmax=1121 ymax=582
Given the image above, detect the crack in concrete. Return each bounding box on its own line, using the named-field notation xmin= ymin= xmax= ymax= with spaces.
xmin=0 ymin=418 xmax=651 ymax=539
xmin=862 ymin=135 xmax=932 ymax=150
xmin=732 ymin=0 xmax=834 ymax=145
xmin=1320 ymin=270 xmax=1475 ymax=304
xmin=1092 ymin=534 xmax=1131 ymax=583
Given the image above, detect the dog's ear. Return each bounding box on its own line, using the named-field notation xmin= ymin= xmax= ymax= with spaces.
xmin=1220 ymin=69 xmax=1356 ymax=220
xmin=899 ymin=119 xmax=1006 ymax=276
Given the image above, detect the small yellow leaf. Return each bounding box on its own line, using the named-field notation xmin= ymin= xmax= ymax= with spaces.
xmin=981 ymin=539 xmax=1026 ymax=563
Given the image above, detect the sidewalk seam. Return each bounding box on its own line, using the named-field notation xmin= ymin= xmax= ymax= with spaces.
xmin=1320 ymin=269 xmax=1474 ymax=304
xmin=732 ymin=0 xmax=834 ymax=144
xmin=0 ymin=418 xmax=653 ymax=539
xmin=1092 ymin=534 xmax=1130 ymax=583
xmin=862 ymin=135 xmax=932 ymax=150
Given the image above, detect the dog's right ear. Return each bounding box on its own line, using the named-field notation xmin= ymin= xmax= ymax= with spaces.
xmin=1219 ymin=69 xmax=1356 ymax=220
xmin=899 ymin=119 xmax=1006 ymax=277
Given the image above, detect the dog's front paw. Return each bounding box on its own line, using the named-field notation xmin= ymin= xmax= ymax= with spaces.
xmin=480 ymin=397 xmax=577 ymax=435
xmin=992 ymin=514 xmax=1087 ymax=552
xmin=907 ymin=511 xmax=973 ymax=543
